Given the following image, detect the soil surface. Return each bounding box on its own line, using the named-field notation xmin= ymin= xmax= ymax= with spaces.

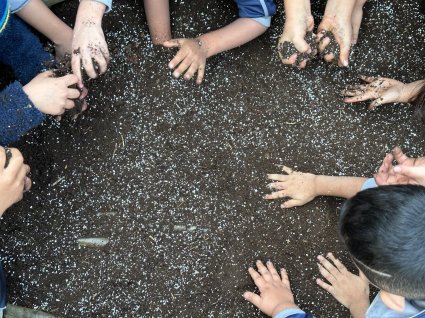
xmin=1 ymin=0 xmax=425 ymax=317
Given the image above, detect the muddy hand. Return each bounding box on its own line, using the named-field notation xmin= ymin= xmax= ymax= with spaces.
xmin=317 ymin=0 xmax=357 ymax=66
xmin=71 ymin=1 xmax=110 ymax=88
xmin=264 ymin=166 xmax=317 ymax=208
xmin=244 ymin=260 xmax=299 ymax=316
xmin=278 ymin=1 xmax=315 ymax=68
xmin=342 ymin=75 xmax=405 ymax=109
xmin=164 ymin=38 xmax=207 ymax=85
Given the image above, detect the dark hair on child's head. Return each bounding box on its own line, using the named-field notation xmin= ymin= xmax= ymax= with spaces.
xmin=412 ymin=82 xmax=425 ymax=123
xmin=340 ymin=185 xmax=425 ymax=299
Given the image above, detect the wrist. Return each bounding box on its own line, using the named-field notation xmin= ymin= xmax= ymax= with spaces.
xmin=324 ymin=0 xmax=356 ymax=18
xmin=348 ymin=300 xmax=370 ymax=318
xmin=76 ymin=0 xmax=105 ymax=25
xmin=271 ymin=302 xmax=300 ymax=317
xmin=198 ymin=34 xmax=214 ymax=58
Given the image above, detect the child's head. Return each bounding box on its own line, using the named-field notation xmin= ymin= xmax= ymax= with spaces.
xmin=340 ymin=185 xmax=425 ymax=299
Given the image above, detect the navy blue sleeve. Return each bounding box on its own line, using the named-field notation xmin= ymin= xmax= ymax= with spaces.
xmin=0 ymin=81 xmax=45 ymax=146
xmin=234 ymin=0 xmax=277 ymax=18
xmin=0 ymin=15 xmax=52 ymax=84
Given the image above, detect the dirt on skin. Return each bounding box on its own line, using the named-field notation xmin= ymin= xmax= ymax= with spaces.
xmin=0 ymin=0 xmax=424 ymax=317
xmin=278 ymin=31 xmax=317 ymax=64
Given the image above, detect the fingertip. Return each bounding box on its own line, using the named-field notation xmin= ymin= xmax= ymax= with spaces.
xmin=168 ymin=63 xmax=174 ymax=69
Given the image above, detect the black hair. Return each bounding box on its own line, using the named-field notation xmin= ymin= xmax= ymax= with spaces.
xmin=412 ymin=82 xmax=425 ymax=123
xmin=340 ymin=185 xmax=425 ymax=299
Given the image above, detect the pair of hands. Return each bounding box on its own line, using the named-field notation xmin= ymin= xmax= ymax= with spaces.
xmin=279 ymin=0 xmax=367 ymax=68
xmin=23 ymin=1 xmax=109 ymax=117
xmin=245 ymin=255 xmax=369 ymax=317
xmin=0 ymin=147 xmax=31 ymax=216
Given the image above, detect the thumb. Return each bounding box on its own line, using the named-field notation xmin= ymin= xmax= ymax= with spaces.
xmin=281 ymin=199 xmax=302 ymax=209
xmin=339 ymin=42 xmax=351 ymax=67
xmin=163 ymin=39 xmax=183 ymax=48
xmin=243 ymin=291 xmax=262 ymax=308
xmin=394 ymin=165 xmax=425 ymax=181
xmin=61 ymin=74 xmax=79 ymax=87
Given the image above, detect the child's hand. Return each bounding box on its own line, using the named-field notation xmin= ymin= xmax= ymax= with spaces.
xmin=163 ymin=38 xmax=208 ymax=85
xmin=23 ymin=71 xmax=81 ymax=116
xmin=0 ymin=147 xmax=31 ymax=215
xmin=342 ymin=75 xmax=405 ymax=109
xmin=375 ymin=147 xmax=425 ymax=186
xmin=71 ymin=0 xmax=110 ymax=86
xmin=316 ymin=253 xmax=370 ymax=317
xmin=244 ymin=260 xmax=299 ymax=317
xmin=278 ymin=2 xmax=315 ymax=68
xmin=317 ymin=0 xmax=357 ymax=67
xmin=264 ymin=166 xmax=317 ymax=208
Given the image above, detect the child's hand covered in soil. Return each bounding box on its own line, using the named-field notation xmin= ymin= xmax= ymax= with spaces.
xmin=316 ymin=253 xmax=370 ymax=318
xmin=71 ymin=0 xmax=110 ymax=86
xmin=163 ymin=38 xmax=208 ymax=85
xmin=375 ymin=147 xmax=425 ymax=187
xmin=244 ymin=260 xmax=300 ymax=317
xmin=317 ymin=0 xmax=357 ymax=66
xmin=264 ymin=166 xmax=317 ymax=208
xmin=342 ymin=75 xmax=406 ymax=109
xmin=23 ymin=71 xmax=81 ymax=116
xmin=278 ymin=0 xmax=315 ymax=68
xmin=0 ymin=147 xmax=31 ymax=215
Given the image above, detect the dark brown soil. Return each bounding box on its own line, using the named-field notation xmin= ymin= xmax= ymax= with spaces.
xmin=278 ymin=31 xmax=317 ymax=63
xmin=1 ymin=0 xmax=424 ymax=317
xmin=319 ymin=30 xmax=340 ymax=62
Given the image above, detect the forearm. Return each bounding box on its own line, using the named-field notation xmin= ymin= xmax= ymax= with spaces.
xmin=199 ymin=18 xmax=267 ymax=58
xmin=314 ymin=175 xmax=367 ymax=198
xmin=324 ymin=0 xmax=356 ymax=17
xmin=400 ymin=80 xmax=425 ymax=103
xmin=75 ymin=0 xmax=106 ymax=29
xmin=144 ymin=0 xmax=171 ymax=44
xmin=16 ymin=0 xmax=72 ymax=47
xmin=284 ymin=0 xmax=311 ymax=20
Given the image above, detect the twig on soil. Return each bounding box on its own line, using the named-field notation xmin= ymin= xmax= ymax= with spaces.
xmin=51 ymin=176 xmax=65 ymax=186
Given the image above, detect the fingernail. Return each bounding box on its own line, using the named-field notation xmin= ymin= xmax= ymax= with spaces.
xmin=173 ymin=71 xmax=180 ymax=78
xmin=256 ymin=260 xmax=261 ymax=263
xmin=281 ymin=204 xmax=286 ymax=208
xmin=267 ymin=260 xmax=272 ymax=265
xmin=168 ymin=63 xmax=174 ymax=69
xmin=327 ymin=252 xmax=333 ymax=257
xmin=317 ymin=255 xmax=324 ymax=260
xmin=394 ymin=165 xmax=401 ymax=172
xmin=343 ymin=60 xmax=349 ymax=67
xmin=281 ymin=268 xmax=286 ymax=272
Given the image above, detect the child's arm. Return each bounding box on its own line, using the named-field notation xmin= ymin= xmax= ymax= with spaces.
xmin=144 ymin=0 xmax=171 ymax=45
xmin=15 ymin=0 xmax=73 ymax=58
xmin=342 ymin=76 xmax=425 ymax=109
xmin=163 ymin=18 xmax=267 ymax=84
xmin=265 ymin=166 xmax=366 ymax=208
